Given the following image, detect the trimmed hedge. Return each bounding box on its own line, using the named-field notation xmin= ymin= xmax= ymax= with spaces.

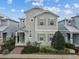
xmin=21 ymin=45 xmax=40 ymax=54
xmin=40 ymin=46 xmax=57 ymax=54
xmin=65 ymin=43 xmax=75 ymax=49
xmin=21 ymin=44 xmax=70 ymax=54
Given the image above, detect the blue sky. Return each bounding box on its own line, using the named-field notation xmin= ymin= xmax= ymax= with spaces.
xmin=0 ymin=0 xmax=79 ymax=21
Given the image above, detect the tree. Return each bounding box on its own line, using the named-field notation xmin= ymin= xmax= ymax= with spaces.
xmin=51 ymin=31 xmax=65 ymax=50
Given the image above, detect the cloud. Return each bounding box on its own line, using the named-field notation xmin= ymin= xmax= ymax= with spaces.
xmin=44 ymin=6 xmax=61 ymax=14
xmin=65 ymin=4 xmax=70 ymax=8
xmin=25 ymin=0 xmax=44 ymax=6
xmin=10 ymin=8 xmax=16 ymax=13
xmin=32 ymin=0 xmax=44 ymax=6
xmin=7 ymin=0 xmax=13 ymax=4
xmin=64 ymin=8 xmax=72 ymax=15
xmin=55 ymin=0 xmax=59 ymax=3
xmin=20 ymin=9 xmax=24 ymax=13
xmin=74 ymin=3 xmax=79 ymax=8
xmin=32 ymin=2 xmax=43 ymax=6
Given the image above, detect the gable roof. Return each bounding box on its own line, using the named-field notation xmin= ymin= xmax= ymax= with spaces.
xmin=34 ymin=10 xmax=59 ymax=17
xmin=24 ymin=6 xmax=44 ymax=13
xmin=24 ymin=6 xmax=59 ymax=17
xmin=59 ymin=13 xmax=79 ymax=23
xmin=0 ymin=13 xmax=18 ymax=23
xmin=71 ymin=14 xmax=79 ymax=18
xmin=0 ymin=26 xmax=8 ymax=32
xmin=65 ymin=25 xmax=79 ymax=33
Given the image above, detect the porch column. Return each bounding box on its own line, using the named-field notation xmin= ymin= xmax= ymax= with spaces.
xmin=70 ymin=33 xmax=73 ymax=44
xmin=46 ymin=33 xmax=48 ymax=42
xmin=15 ymin=32 xmax=17 ymax=44
xmin=0 ymin=32 xmax=3 ymax=42
xmin=1 ymin=32 xmax=3 ymax=39
xmin=25 ymin=31 xmax=29 ymax=45
xmin=19 ymin=32 xmax=21 ymax=43
xmin=25 ymin=32 xmax=27 ymax=44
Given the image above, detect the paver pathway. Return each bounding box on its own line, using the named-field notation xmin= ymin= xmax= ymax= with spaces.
xmin=10 ymin=47 xmax=24 ymax=54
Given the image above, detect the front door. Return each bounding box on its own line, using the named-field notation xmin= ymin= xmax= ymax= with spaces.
xmin=3 ymin=33 xmax=7 ymax=41
xmin=67 ymin=33 xmax=70 ymax=43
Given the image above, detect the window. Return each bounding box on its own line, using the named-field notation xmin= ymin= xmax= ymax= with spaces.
xmin=31 ymin=19 xmax=33 ymax=21
xmin=50 ymin=21 xmax=54 ymax=25
xmin=30 ymin=18 xmax=34 ymax=22
xmin=68 ymin=20 xmax=71 ymax=25
xmin=40 ymin=37 xmax=44 ymax=41
xmin=68 ymin=20 xmax=71 ymax=23
xmin=38 ymin=34 xmax=45 ymax=41
xmin=38 ymin=18 xmax=46 ymax=26
xmin=48 ymin=19 xmax=54 ymax=26
xmin=23 ymin=20 xmax=24 ymax=22
xmin=48 ymin=34 xmax=53 ymax=41
xmin=29 ymin=34 xmax=32 ymax=37
xmin=40 ymin=22 xmax=44 ymax=25
xmin=29 ymin=31 xmax=32 ymax=37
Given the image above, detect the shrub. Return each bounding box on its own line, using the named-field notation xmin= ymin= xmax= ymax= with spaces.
xmin=65 ymin=43 xmax=75 ymax=49
xmin=40 ymin=46 xmax=57 ymax=54
xmin=51 ymin=31 xmax=65 ymax=50
xmin=27 ymin=41 xmax=31 ymax=46
xmin=64 ymin=48 xmax=70 ymax=54
xmin=2 ymin=49 xmax=9 ymax=54
xmin=21 ymin=45 xmax=40 ymax=54
xmin=3 ymin=39 xmax=15 ymax=52
xmin=56 ymin=48 xmax=70 ymax=54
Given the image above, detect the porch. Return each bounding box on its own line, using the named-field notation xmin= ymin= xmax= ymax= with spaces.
xmin=65 ymin=25 xmax=79 ymax=47
xmin=15 ymin=31 xmax=26 ymax=46
xmin=66 ymin=33 xmax=79 ymax=47
xmin=0 ymin=32 xmax=7 ymax=42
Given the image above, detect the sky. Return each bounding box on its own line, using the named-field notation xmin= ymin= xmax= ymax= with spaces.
xmin=0 ymin=0 xmax=79 ymax=21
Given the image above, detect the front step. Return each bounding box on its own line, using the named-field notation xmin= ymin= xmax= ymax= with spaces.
xmin=10 ymin=46 xmax=24 ymax=54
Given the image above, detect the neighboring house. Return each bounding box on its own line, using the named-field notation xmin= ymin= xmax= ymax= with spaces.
xmin=15 ymin=7 xmax=59 ymax=46
xmin=58 ymin=15 xmax=79 ymax=47
xmin=0 ymin=13 xmax=18 ymax=50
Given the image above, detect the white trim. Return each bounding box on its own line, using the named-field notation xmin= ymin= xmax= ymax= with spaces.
xmin=70 ymin=33 xmax=73 ymax=44
xmin=36 ymin=29 xmax=58 ymax=31
xmin=59 ymin=30 xmax=68 ymax=31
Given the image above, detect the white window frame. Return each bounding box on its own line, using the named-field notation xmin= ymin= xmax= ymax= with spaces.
xmin=48 ymin=19 xmax=54 ymax=26
xmin=38 ymin=18 xmax=46 ymax=26
xmin=48 ymin=34 xmax=53 ymax=41
xmin=38 ymin=34 xmax=46 ymax=41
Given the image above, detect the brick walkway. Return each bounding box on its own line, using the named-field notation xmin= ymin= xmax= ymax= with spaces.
xmin=10 ymin=47 xmax=24 ymax=54
xmin=0 ymin=54 xmax=78 ymax=59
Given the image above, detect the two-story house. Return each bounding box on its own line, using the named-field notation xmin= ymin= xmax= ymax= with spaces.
xmin=0 ymin=13 xmax=18 ymax=49
xmin=15 ymin=7 xmax=59 ymax=46
xmin=58 ymin=15 xmax=79 ymax=47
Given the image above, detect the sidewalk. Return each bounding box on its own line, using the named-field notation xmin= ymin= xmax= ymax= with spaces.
xmin=0 ymin=54 xmax=78 ymax=59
